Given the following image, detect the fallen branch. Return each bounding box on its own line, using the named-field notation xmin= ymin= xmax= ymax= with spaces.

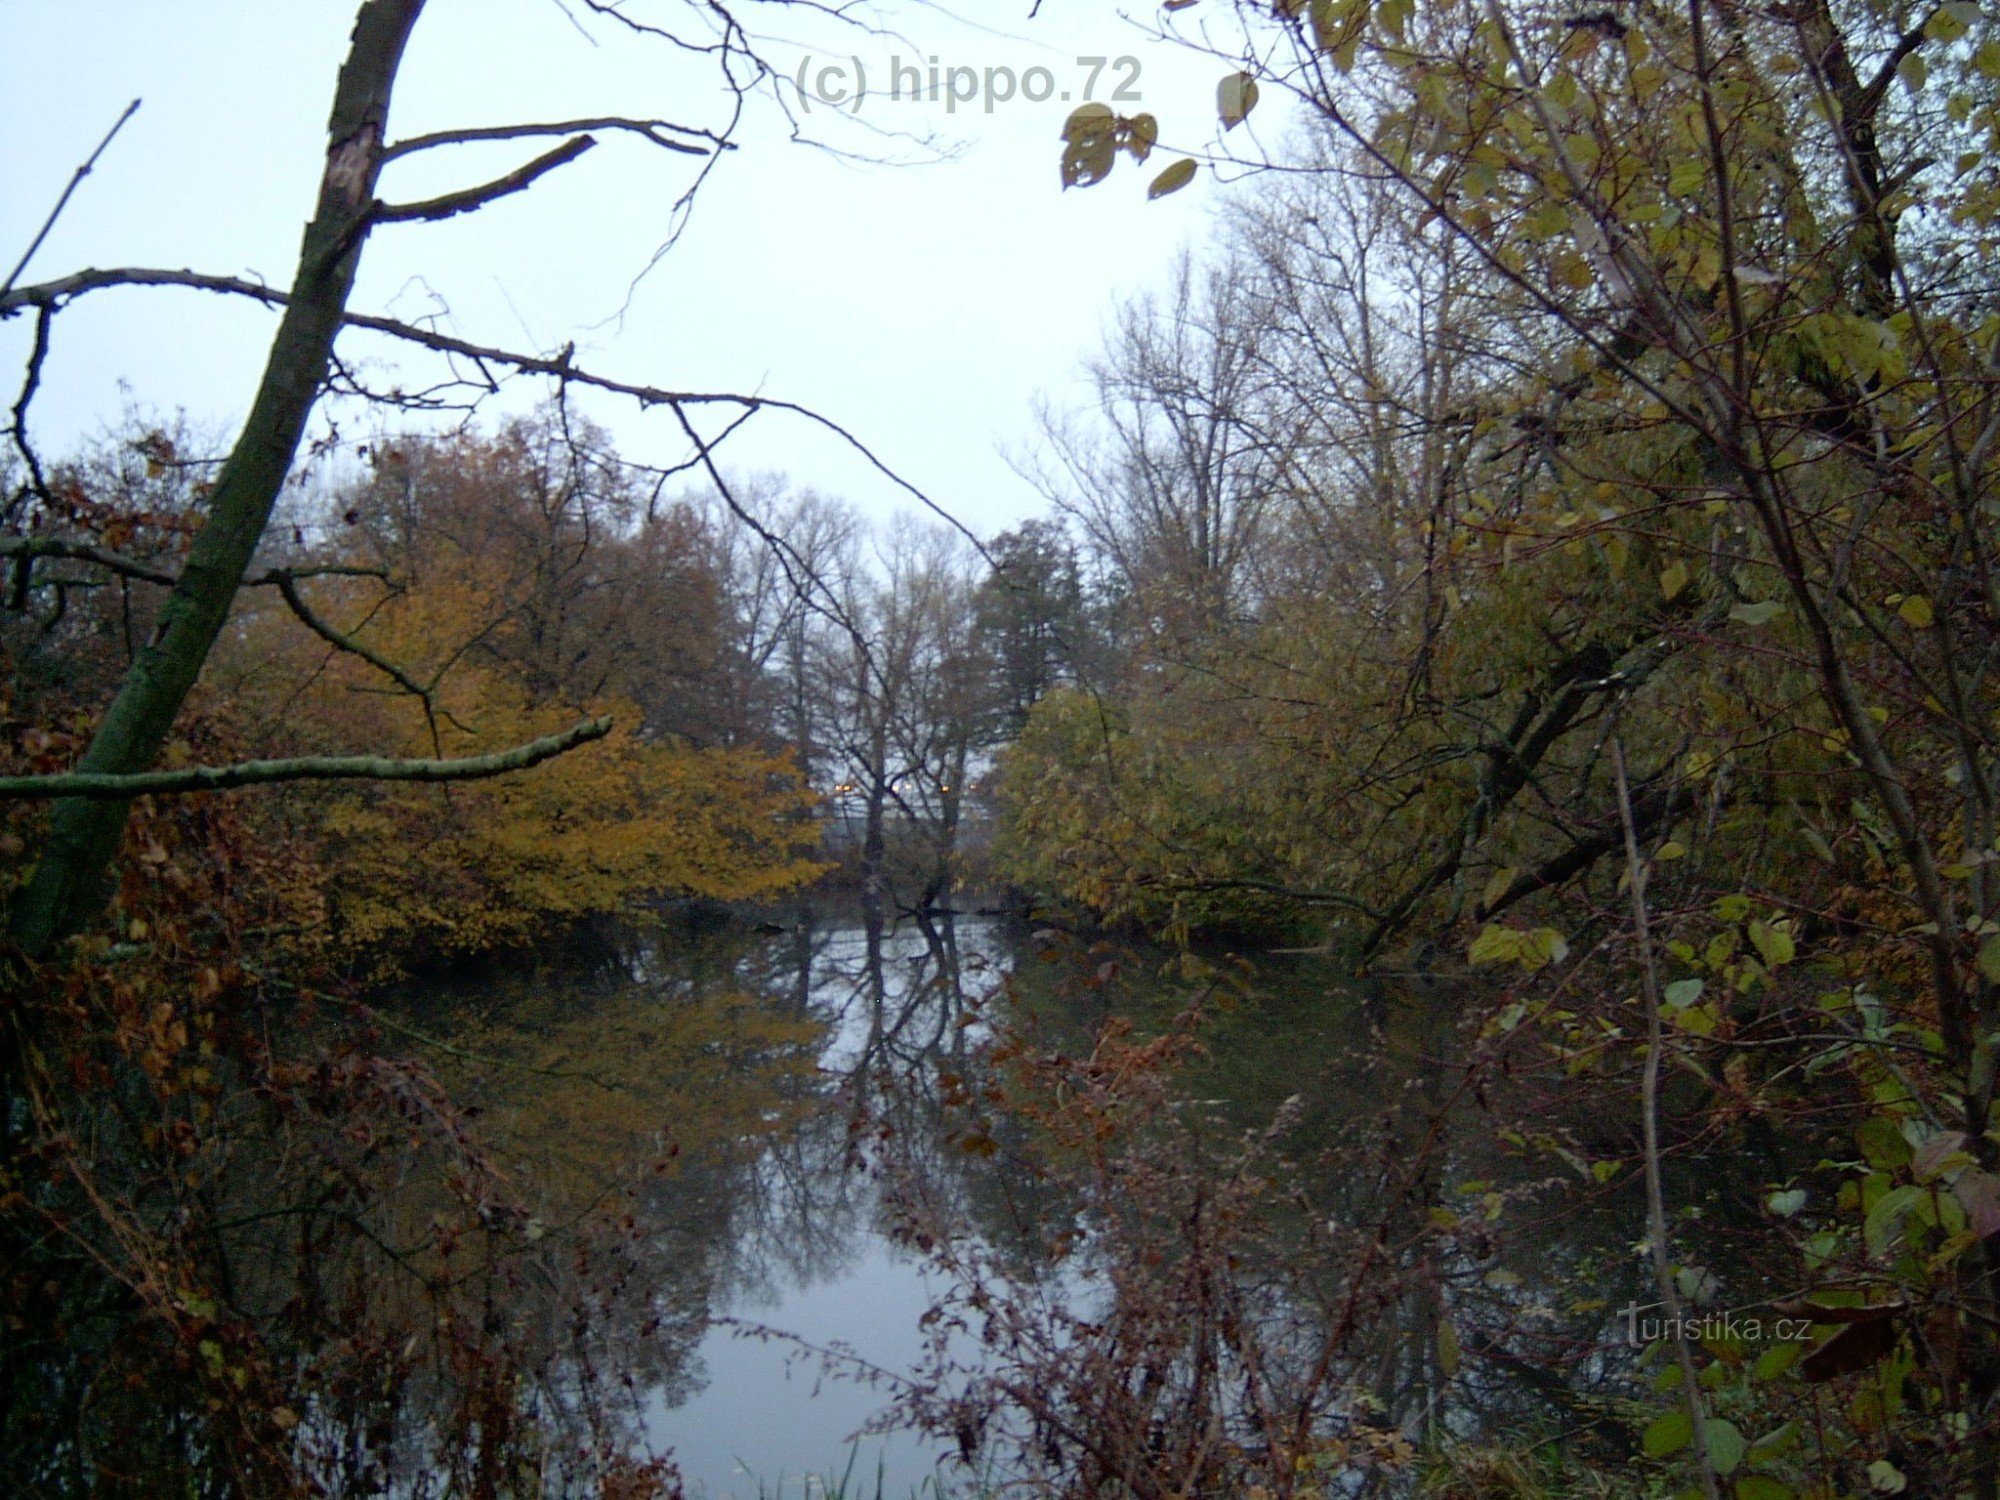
xmin=0 ymin=716 xmax=611 ymax=799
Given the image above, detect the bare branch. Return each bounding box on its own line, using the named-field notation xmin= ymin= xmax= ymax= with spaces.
xmin=7 ymin=302 xmax=54 ymax=523
xmin=1476 ymin=779 xmax=1699 ymax=921
xmin=1857 ymin=10 xmax=1943 ymax=120
xmin=0 ymin=537 xmax=387 ymax=592
xmin=1614 ymin=739 xmax=1721 ymax=1500
xmin=272 ymin=572 xmax=470 ymax=746
xmin=0 ymin=265 xmax=986 ymax=555
xmin=0 ymin=534 xmax=176 ymax=589
xmin=251 ymin=564 xmax=389 ymax=585
xmin=0 ymin=715 xmax=612 ymax=800
xmin=382 ymin=116 xmax=720 ymax=160
xmin=374 ymin=135 xmax=597 ymax=224
xmin=1 ymin=98 xmax=141 ymax=299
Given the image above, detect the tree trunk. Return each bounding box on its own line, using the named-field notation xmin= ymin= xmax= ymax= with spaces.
xmin=862 ymin=711 xmax=889 ymax=908
xmin=11 ymin=0 xmax=426 ymax=956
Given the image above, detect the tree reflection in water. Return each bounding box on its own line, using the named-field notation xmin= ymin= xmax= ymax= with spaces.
xmin=350 ymin=906 xmax=1780 ymax=1495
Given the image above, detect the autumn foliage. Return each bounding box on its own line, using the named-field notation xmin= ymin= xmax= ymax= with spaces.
xmin=188 ymin=415 xmax=829 ymax=969
xmin=0 ymin=410 xmax=830 ymax=1494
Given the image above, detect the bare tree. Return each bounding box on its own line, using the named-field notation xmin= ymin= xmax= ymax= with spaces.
xmin=1029 ymin=251 xmax=1287 ymax=641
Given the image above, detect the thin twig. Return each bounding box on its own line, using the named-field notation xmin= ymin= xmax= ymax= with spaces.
xmin=0 ymin=266 xmax=987 ymax=557
xmin=1615 ymin=738 xmax=1721 ymax=1500
xmin=273 ymin=571 xmax=469 ymax=748
xmin=0 ymin=98 xmax=141 ymax=300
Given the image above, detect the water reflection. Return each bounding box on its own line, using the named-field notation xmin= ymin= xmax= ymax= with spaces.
xmin=403 ymin=906 xmax=1006 ymax=1495
xmin=398 ymin=908 xmax=1768 ymax=1495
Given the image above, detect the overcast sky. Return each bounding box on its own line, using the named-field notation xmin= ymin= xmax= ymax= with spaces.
xmin=1 ymin=0 xmax=1286 ymax=538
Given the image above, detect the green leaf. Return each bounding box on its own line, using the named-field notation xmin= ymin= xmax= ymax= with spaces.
xmin=1664 ymin=978 xmax=1705 ymax=1009
xmin=1897 ymin=594 xmax=1935 ymax=628
xmin=1927 ymin=2 xmax=1972 ymax=42
xmin=1766 ymin=1187 xmax=1806 ymax=1217
xmin=1437 ymin=1319 xmax=1460 ymax=1376
xmin=1147 ymin=158 xmax=1197 ymax=199
xmin=1736 ymin=1478 xmax=1795 ymax=1500
xmin=1660 ymin=558 xmax=1690 ymax=600
xmin=1217 ymin=70 xmax=1260 ymax=130
xmin=1703 ymin=1418 xmax=1746 ymax=1476
xmin=1520 ymin=927 xmax=1569 ymax=970
xmin=1642 ymin=1408 xmax=1693 ymax=1458
xmin=1522 ymin=200 xmax=1569 ymax=240
xmin=1856 ymin=1115 xmax=1913 ymax=1171
xmin=1752 ymin=1340 xmax=1803 ymax=1381
xmin=1748 ymin=920 xmax=1795 ymax=967
xmin=1673 ymin=1002 xmax=1718 ymax=1035
xmin=1060 ymin=105 xmax=1120 ymax=189
xmin=1061 ymin=101 xmax=1115 ymax=140
xmin=1126 ymin=113 xmax=1159 ymax=161
xmin=1062 ymin=133 xmax=1117 ymax=189
xmin=1980 ymin=932 xmax=2000 ymax=985
xmin=1730 ymin=600 xmax=1785 ymax=625
xmin=1863 ymin=1182 xmax=1924 ymax=1255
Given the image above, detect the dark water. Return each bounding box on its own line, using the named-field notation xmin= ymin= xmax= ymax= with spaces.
xmin=396 ymin=907 xmax=1760 ymax=1495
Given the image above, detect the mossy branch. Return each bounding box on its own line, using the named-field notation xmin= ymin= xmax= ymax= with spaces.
xmin=0 ymin=716 xmax=610 ymax=799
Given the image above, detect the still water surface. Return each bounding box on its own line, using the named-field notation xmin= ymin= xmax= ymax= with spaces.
xmin=644 ymin=920 xmax=985 ymax=1498
xmin=407 ymin=906 xmax=1704 ymax=1495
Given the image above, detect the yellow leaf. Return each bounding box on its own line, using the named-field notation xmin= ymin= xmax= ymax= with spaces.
xmin=1469 ymin=924 xmax=1523 ymax=965
xmin=1437 ymin=1320 xmax=1461 ymax=1376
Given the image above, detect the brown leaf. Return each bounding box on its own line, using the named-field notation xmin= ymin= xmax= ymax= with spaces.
xmin=1799 ymin=1310 xmax=1898 ymax=1382
xmin=1952 ymin=1167 xmax=2000 ymax=1236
